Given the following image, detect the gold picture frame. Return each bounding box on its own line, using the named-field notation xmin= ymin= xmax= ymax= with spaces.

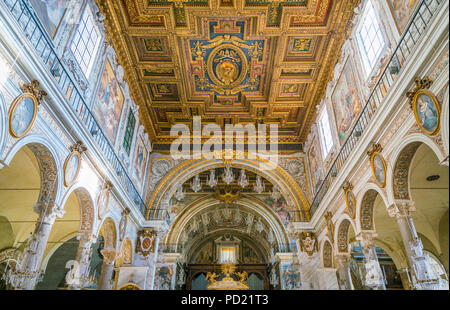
xmin=345 ymin=189 xmax=356 ymax=219
xmin=370 ymin=152 xmax=387 ymax=188
xmin=8 ymin=93 xmax=39 ymax=138
xmin=412 ymin=89 xmax=441 ymax=136
xmin=324 ymin=212 xmax=334 ymax=244
xmin=97 ymin=189 xmax=110 ymax=220
xmin=63 ymin=151 xmax=81 ymax=187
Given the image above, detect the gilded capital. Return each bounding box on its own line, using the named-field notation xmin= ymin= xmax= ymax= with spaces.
xmin=100 ymin=249 xmax=117 ymax=264
xmin=387 ymin=200 xmax=416 ymax=218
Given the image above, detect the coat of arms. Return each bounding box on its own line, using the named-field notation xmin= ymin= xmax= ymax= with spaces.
xmin=136 ymin=229 xmax=156 ymax=256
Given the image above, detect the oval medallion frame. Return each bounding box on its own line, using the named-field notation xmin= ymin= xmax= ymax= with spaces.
xmin=8 ymin=93 xmax=39 ymax=138
xmin=97 ymin=189 xmax=110 ymax=220
xmin=63 ymin=151 xmax=81 ymax=187
xmin=206 ymin=44 xmax=248 ymax=88
xmin=412 ymin=89 xmax=441 ymax=136
xmin=370 ymin=152 xmax=387 ymax=188
xmin=119 ymin=214 xmax=128 ymax=242
xmin=345 ymin=189 xmax=356 ymax=219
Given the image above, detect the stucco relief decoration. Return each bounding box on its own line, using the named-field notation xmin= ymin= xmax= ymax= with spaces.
xmin=342 ymin=181 xmax=356 ymax=219
xmin=337 ymin=220 xmax=351 ymax=253
xmin=63 ymin=141 xmax=87 ymax=187
xmin=360 ymin=190 xmax=378 ymax=231
xmin=119 ymin=208 xmax=130 ymax=242
xmin=279 ymin=158 xmax=310 ymax=202
xmin=136 ymin=228 xmax=156 ymax=257
xmin=324 ymin=211 xmax=335 ymax=244
xmin=27 ymin=143 xmax=58 ymax=206
xmin=406 ymin=77 xmax=441 ymax=136
xmin=392 ymin=142 xmax=421 ymax=200
xmin=147 ymin=158 xmax=182 ymax=195
xmin=299 ymin=231 xmax=318 ymax=256
xmin=8 ymin=80 xmax=47 ymax=139
xmin=323 ymin=241 xmax=333 ymax=268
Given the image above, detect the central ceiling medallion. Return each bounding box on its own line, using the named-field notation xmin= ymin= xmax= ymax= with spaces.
xmin=188 ymin=20 xmax=267 ymax=105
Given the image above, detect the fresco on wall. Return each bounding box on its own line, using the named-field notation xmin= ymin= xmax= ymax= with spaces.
xmin=308 ymin=138 xmax=322 ymax=194
xmin=387 ymin=0 xmax=420 ymax=34
xmin=331 ymin=58 xmax=362 ymax=144
xmin=134 ymin=136 xmax=148 ymax=187
xmin=281 ymin=263 xmax=301 ymax=290
xmin=93 ymin=60 xmax=124 ymax=145
xmin=264 ymin=196 xmax=291 ymax=226
xmin=194 ymin=242 xmax=214 ymax=264
xmin=241 ymin=242 xmax=261 ymax=264
xmin=155 ymin=266 xmax=174 ymax=290
xmin=29 ymin=0 xmax=69 ymax=38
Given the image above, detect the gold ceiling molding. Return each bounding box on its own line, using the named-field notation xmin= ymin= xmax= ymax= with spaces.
xmin=96 ymin=0 xmax=361 ymax=145
xmin=146 ymin=156 xmax=310 ymax=222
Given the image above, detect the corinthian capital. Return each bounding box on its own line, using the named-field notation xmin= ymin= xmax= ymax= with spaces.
xmin=100 ymin=249 xmax=117 ymax=264
xmin=34 ymin=202 xmax=66 ymax=223
xmin=387 ymin=200 xmax=415 ymax=218
xmin=356 ymin=231 xmax=378 ymax=251
xmin=335 ymin=254 xmax=351 ymax=269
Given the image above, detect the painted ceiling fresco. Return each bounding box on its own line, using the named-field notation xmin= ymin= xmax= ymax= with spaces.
xmin=97 ymin=0 xmax=360 ymax=151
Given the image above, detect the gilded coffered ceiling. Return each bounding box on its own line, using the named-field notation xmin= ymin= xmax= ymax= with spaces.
xmin=97 ymin=0 xmax=359 ymax=152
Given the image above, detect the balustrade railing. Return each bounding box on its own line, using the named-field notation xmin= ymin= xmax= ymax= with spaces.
xmin=309 ymin=0 xmax=443 ymax=217
xmin=2 ymin=0 xmax=154 ymax=219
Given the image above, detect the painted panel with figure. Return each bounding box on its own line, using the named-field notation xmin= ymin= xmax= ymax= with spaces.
xmin=308 ymin=137 xmax=322 ymax=194
xmin=29 ymin=0 xmax=70 ymax=39
xmin=387 ymin=0 xmax=420 ymax=34
xmin=264 ymin=196 xmax=291 ymax=226
xmin=93 ymin=60 xmax=124 ymax=145
xmin=133 ymin=136 xmax=148 ymax=190
xmin=331 ymin=58 xmax=362 ymax=144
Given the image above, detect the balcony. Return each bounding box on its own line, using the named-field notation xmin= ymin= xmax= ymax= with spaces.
xmin=309 ymin=0 xmax=445 ymax=218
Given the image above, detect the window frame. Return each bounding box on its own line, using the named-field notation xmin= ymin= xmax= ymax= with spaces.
xmin=355 ymin=0 xmax=387 ymax=78
xmin=318 ymin=106 xmax=334 ymax=159
xmin=122 ymin=109 xmax=136 ymax=155
xmin=70 ymin=6 xmax=101 ymax=79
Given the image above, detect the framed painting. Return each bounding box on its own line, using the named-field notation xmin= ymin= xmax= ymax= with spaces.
xmin=412 ymin=89 xmax=440 ymax=136
xmin=93 ymin=60 xmax=124 ymax=144
xmin=345 ymin=189 xmax=356 ymax=219
xmin=134 ymin=136 xmax=148 ymax=184
xmin=63 ymin=151 xmax=81 ymax=187
xmin=119 ymin=214 xmax=127 ymax=242
xmin=307 ymin=138 xmax=321 ymax=193
xmin=29 ymin=0 xmax=70 ymax=39
xmin=324 ymin=212 xmax=334 ymax=244
xmin=331 ymin=58 xmax=363 ymax=145
xmin=387 ymin=0 xmax=421 ymax=34
xmin=8 ymin=93 xmax=39 ymax=138
xmin=370 ymin=152 xmax=387 ymax=188
xmin=97 ymin=188 xmax=110 ymax=220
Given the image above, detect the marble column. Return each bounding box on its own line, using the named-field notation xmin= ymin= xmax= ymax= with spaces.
xmin=397 ymin=268 xmax=413 ymax=290
xmin=297 ymin=251 xmax=321 ymax=290
xmin=98 ymin=249 xmax=116 ymax=290
xmin=14 ymin=201 xmax=65 ymax=290
xmin=335 ymin=254 xmax=354 ymax=290
xmin=68 ymin=231 xmax=96 ymax=290
xmin=387 ymin=200 xmax=439 ymax=290
xmin=356 ymin=231 xmax=386 ymax=290
xmin=316 ymin=268 xmax=340 ymax=290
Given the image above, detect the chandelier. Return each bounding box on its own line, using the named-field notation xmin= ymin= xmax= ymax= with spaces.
xmin=253 ymin=175 xmax=265 ymax=194
xmin=206 ymin=169 xmax=218 ymax=188
xmin=222 ymin=165 xmax=235 ymax=185
xmin=237 ymin=169 xmax=249 ymax=188
xmin=271 ymin=185 xmax=282 ymax=201
xmin=174 ymin=184 xmax=185 ymax=201
xmin=190 ymin=174 xmax=202 ymax=193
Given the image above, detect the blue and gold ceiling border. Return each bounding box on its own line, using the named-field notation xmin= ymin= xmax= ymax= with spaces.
xmin=245 ymin=0 xmax=308 ymax=27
